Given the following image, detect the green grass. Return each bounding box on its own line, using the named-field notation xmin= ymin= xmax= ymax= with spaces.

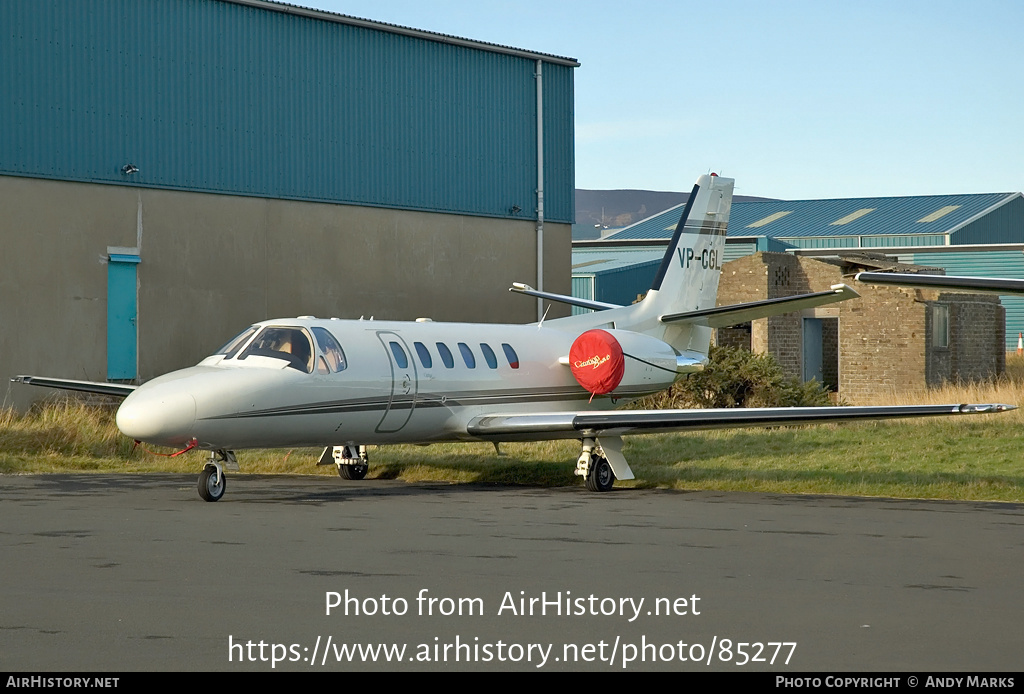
xmin=2 ymin=399 xmax=1023 ymax=501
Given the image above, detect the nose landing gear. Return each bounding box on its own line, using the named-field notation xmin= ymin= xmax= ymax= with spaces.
xmin=197 ymin=450 xmax=237 ymax=502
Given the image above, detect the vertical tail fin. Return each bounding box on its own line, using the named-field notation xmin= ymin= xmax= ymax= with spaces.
xmin=644 ymin=173 xmax=733 ymax=316
xmin=551 ymin=173 xmax=732 ymax=358
xmin=611 ymin=173 xmax=732 ymax=356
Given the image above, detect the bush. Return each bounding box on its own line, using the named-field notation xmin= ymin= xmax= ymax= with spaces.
xmin=635 ymin=345 xmax=834 ymax=409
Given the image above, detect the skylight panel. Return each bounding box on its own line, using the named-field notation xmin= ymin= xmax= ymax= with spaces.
xmin=830 ymin=208 xmax=876 ymax=225
xmin=746 ymin=211 xmax=793 ymax=228
xmin=916 ymin=205 xmax=961 ymax=223
xmin=571 ymin=259 xmax=609 ymax=270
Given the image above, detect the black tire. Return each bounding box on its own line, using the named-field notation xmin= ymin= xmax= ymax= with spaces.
xmin=338 ymin=463 xmax=369 ymax=480
xmin=585 ymin=456 xmax=615 ymax=492
xmin=198 ymin=465 xmax=226 ymax=502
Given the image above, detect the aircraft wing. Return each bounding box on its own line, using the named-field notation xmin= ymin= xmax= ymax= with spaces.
xmin=11 ymin=375 xmax=137 ymax=398
xmin=660 ymin=284 xmax=859 ymax=327
xmin=467 ymin=403 xmax=1013 ymax=441
xmin=856 ymin=272 xmax=1024 ymax=295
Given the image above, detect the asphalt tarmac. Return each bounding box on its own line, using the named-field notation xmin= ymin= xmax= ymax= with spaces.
xmin=1 ymin=474 xmax=1021 ymax=672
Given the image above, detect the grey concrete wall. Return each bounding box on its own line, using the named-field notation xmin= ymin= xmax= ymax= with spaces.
xmin=2 ymin=175 xmax=570 ymax=409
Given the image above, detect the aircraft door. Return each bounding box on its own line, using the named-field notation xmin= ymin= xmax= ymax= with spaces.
xmin=375 ymin=331 xmax=418 ymax=433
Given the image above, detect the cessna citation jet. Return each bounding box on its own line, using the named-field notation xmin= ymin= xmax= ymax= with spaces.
xmin=15 ymin=174 xmax=1015 ymax=501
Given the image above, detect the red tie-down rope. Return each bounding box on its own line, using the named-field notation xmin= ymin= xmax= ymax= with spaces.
xmin=132 ymin=437 xmax=198 ymax=457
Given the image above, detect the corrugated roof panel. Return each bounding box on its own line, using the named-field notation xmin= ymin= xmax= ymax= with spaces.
xmin=602 ymin=193 xmax=1019 ymax=242
xmin=571 ymin=248 xmax=666 ymax=274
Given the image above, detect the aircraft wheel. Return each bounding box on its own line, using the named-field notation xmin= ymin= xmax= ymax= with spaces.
xmin=338 ymin=463 xmax=368 ymax=480
xmin=585 ymin=456 xmax=615 ymax=492
xmin=198 ymin=465 xmax=226 ymax=502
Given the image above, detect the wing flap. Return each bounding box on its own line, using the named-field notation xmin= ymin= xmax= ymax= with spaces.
xmin=11 ymin=375 xmax=137 ymax=398
xmin=661 ymin=284 xmax=859 ymax=327
xmin=467 ymin=403 xmax=1014 ymax=441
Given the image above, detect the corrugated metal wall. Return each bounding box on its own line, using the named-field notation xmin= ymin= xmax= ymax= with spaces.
xmin=951 ymin=197 xmax=1024 ymax=245
xmin=910 ymin=250 xmax=1024 ymax=351
xmin=0 ymin=0 xmax=575 ymax=222
xmin=785 ymin=235 xmax=946 ymax=249
xmin=571 ymin=275 xmax=594 ymax=316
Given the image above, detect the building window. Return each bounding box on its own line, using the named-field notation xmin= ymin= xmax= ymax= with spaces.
xmin=932 ymin=305 xmax=949 ymax=349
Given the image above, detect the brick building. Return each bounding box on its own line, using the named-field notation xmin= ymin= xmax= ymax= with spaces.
xmin=716 ymin=253 xmax=1005 ymax=403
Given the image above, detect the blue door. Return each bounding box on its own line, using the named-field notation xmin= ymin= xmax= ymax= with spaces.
xmin=107 ymin=254 xmax=140 ymax=380
xmin=802 ymin=317 xmax=823 ymax=384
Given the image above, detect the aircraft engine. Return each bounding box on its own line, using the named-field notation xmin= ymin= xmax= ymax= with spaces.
xmin=568 ymin=329 xmax=682 ymax=397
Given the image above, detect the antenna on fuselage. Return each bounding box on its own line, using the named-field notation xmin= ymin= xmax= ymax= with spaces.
xmin=537 ymin=303 xmax=551 ymax=329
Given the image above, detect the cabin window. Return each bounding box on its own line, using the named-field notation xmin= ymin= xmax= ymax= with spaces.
xmin=389 ymin=342 xmax=409 ymax=369
xmin=312 ymin=327 xmax=347 ymax=372
xmin=458 ymin=342 xmax=476 ymax=368
xmin=480 ymin=343 xmax=498 ymax=369
xmin=501 ymin=343 xmax=520 ymax=369
xmin=213 ymin=326 xmax=258 ymax=359
xmin=436 ymin=342 xmax=455 ymax=369
xmin=239 ymin=327 xmax=314 ymax=373
xmin=414 ymin=342 xmax=433 ymax=368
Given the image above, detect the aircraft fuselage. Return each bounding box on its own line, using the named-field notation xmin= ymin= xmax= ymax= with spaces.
xmin=115 ymin=316 xmax=681 ymax=451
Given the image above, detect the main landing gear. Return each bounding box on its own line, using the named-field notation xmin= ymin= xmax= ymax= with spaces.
xmin=575 ymin=438 xmax=616 ymax=492
xmin=198 ymin=449 xmax=238 ymax=502
xmin=317 ymin=445 xmax=369 ymax=480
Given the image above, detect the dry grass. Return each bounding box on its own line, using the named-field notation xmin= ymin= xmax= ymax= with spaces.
xmin=2 ymin=366 xmax=1023 ymax=501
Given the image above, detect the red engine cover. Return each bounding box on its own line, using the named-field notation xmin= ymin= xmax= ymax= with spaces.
xmin=569 ymin=329 xmax=625 ymax=395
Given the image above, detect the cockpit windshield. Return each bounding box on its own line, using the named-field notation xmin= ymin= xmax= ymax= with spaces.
xmin=213 ymin=326 xmax=258 ymax=359
xmin=238 ymin=326 xmax=314 ymax=373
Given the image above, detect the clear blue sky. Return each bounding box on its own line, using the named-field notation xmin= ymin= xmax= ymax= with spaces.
xmin=302 ymin=0 xmax=1022 ymax=200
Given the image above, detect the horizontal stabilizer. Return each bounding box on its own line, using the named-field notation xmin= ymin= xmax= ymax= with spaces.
xmin=856 ymin=272 xmax=1024 ymax=295
xmin=509 ymin=283 xmax=623 ymax=312
xmin=467 ymin=403 xmax=1014 ymax=441
xmin=660 ymin=284 xmax=859 ymax=327
xmin=11 ymin=375 xmax=137 ymax=398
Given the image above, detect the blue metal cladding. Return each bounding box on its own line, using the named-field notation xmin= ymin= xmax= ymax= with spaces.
xmin=910 ymin=250 xmax=1024 ymax=351
xmin=950 ymin=196 xmax=1024 ymax=245
xmin=0 ymin=0 xmax=576 ymax=222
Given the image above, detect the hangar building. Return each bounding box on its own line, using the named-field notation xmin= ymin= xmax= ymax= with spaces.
xmin=1 ymin=0 xmax=577 ymax=409
xmin=573 ymin=192 xmax=1023 ymax=402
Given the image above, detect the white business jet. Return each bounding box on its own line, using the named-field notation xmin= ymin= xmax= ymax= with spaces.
xmin=15 ymin=174 xmax=1014 ymax=501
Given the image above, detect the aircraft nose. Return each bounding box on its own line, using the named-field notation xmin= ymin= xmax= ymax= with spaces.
xmin=116 ymin=388 xmax=197 ymax=446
